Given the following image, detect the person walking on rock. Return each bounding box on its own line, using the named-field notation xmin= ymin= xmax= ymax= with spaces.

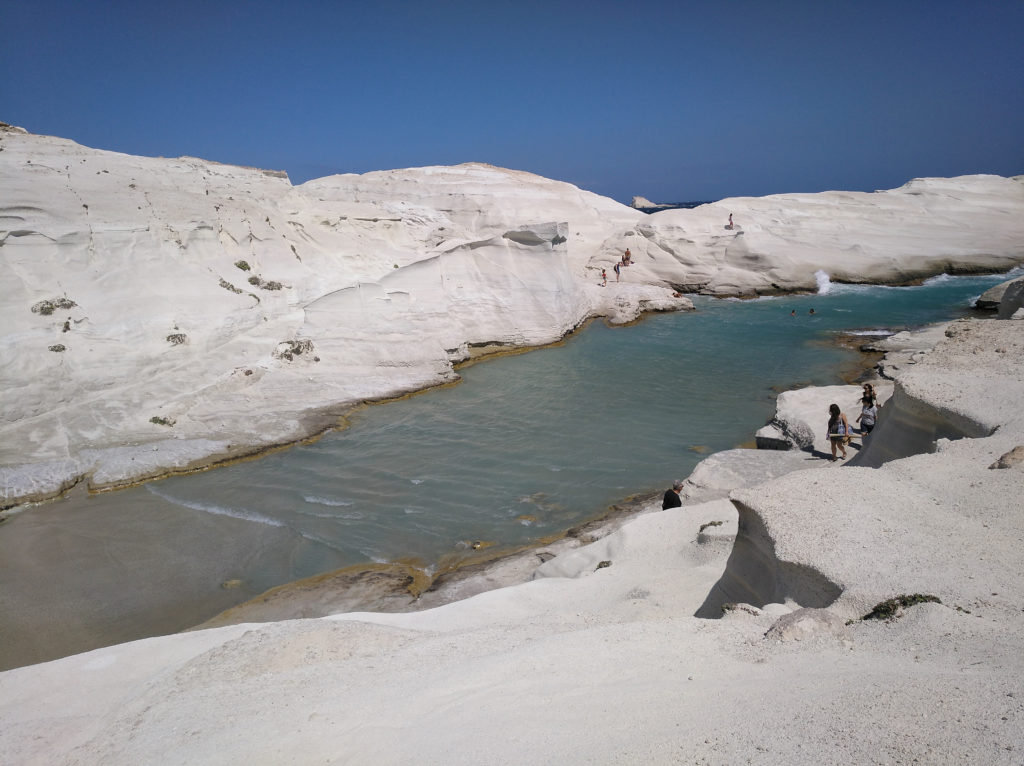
xmin=827 ymin=403 xmax=850 ymax=461
xmin=856 ymin=395 xmax=878 ymax=438
xmin=663 ymin=480 xmax=684 ymax=509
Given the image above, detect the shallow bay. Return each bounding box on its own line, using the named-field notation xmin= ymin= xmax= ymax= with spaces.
xmin=0 ymin=272 xmax=1015 ymax=669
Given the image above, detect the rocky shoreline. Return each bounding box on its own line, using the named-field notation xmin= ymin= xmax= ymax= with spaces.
xmin=3 ymin=129 xmax=1023 ymax=508
xmin=2 ymin=312 xmax=1021 ymax=764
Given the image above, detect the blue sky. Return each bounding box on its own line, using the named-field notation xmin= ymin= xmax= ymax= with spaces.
xmin=3 ymin=0 xmax=1022 ymax=202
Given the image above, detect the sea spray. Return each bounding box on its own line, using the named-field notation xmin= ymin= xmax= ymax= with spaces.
xmin=815 ymin=270 xmax=832 ymax=294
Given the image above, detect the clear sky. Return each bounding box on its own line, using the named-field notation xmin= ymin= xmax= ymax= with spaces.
xmin=3 ymin=0 xmax=1023 ymax=203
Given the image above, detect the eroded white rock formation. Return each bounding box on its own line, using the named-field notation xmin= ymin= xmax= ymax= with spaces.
xmin=2 ymin=127 xmax=1023 ymax=506
xmin=2 ymin=319 xmax=1022 ymax=765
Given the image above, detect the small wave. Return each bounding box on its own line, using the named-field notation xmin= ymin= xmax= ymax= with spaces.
xmin=409 ymin=479 xmax=425 ymax=485
xmin=921 ymin=273 xmax=955 ymax=286
xmin=303 ymin=494 xmax=353 ymax=507
xmin=146 ymin=485 xmax=285 ymax=528
xmin=548 ymin=466 xmax=563 ymax=472
xmin=844 ymin=329 xmax=895 ymax=336
xmin=293 ymin=506 xmax=365 ymax=520
xmin=403 ymin=507 xmax=426 ymax=514
xmin=814 ymin=270 xmax=832 ymax=294
xmin=296 ymin=530 xmax=347 ymax=553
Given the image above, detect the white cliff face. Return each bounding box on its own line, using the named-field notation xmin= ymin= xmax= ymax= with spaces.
xmin=631 ymin=176 xmax=1024 ymax=294
xmin=0 ymin=130 xmax=677 ymax=503
xmin=1 ymin=127 xmax=1022 ymax=504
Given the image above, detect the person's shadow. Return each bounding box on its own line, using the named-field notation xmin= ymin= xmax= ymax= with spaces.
xmin=806 ymin=439 xmax=862 ymax=461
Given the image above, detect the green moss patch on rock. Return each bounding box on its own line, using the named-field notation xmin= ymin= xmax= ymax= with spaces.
xmin=32 ymin=297 xmax=77 ymax=316
xmin=219 ymin=278 xmax=244 ymax=294
xmin=248 ymin=275 xmax=284 ymax=291
xmin=863 ymin=594 xmax=941 ymax=621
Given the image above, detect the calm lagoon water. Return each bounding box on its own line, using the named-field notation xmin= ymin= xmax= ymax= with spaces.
xmin=137 ymin=272 xmax=1015 ymax=589
xmin=1 ymin=270 xmax=1017 ymax=668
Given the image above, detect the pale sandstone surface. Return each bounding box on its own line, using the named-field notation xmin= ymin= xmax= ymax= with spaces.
xmin=2 ymin=127 xmax=1023 ymax=505
xmin=1 ymin=320 xmax=1022 ymax=764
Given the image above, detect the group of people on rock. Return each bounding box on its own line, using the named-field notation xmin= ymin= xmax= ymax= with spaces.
xmin=662 ymin=383 xmax=882 ymax=508
xmin=600 ymin=249 xmax=634 ymax=286
xmin=826 ymin=383 xmax=878 ymax=461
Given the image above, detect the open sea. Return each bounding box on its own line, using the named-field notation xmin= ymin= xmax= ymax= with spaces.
xmin=0 ymin=270 xmax=1018 ymax=667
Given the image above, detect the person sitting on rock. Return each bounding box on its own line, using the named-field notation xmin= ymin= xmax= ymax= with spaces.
xmin=662 ymin=479 xmax=684 ymax=509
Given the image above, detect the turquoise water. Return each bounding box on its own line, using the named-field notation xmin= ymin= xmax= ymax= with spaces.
xmin=137 ymin=272 xmax=1015 ymax=590
xmin=1 ymin=270 xmax=1017 ymax=670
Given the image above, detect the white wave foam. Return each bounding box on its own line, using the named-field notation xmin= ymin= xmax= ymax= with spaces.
xmin=146 ymin=485 xmax=285 ymax=527
xmin=293 ymin=506 xmax=365 ymax=520
xmin=297 ymin=530 xmax=346 ymax=553
xmin=845 ymin=330 xmax=895 ymax=336
xmin=303 ymin=494 xmax=353 ymax=507
xmin=409 ymin=479 xmax=424 ymax=485
xmin=814 ymin=270 xmax=832 ymax=294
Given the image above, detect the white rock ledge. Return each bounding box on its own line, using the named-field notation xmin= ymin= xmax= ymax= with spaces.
xmin=1 ymin=319 xmax=1022 ymax=764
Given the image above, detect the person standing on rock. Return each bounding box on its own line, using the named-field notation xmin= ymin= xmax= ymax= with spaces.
xmin=827 ymin=403 xmax=850 ymax=461
xmin=861 ymin=383 xmax=876 ymax=406
xmin=662 ymin=480 xmax=684 ymax=509
xmin=613 ymin=261 xmax=621 ymax=282
xmin=601 ymin=268 xmax=607 ymax=286
xmin=856 ymin=396 xmax=878 ymax=438
xmin=727 ymin=213 xmax=734 ymax=230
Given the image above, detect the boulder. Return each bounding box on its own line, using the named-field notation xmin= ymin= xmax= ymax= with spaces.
xmin=764 ymin=608 xmax=849 ymax=641
xmin=997 ymin=277 xmax=1024 ymax=319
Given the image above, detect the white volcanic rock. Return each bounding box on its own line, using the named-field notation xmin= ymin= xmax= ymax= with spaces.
xmin=0 ymin=130 xmax=682 ymax=504
xmin=678 ymin=447 xmax=815 ymax=504
xmin=2 ymin=320 xmax=1023 ymax=764
xmin=633 ymin=176 xmax=1024 ymax=295
xmin=2 ymin=127 xmax=1022 ymax=505
xmin=755 ymin=383 xmax=892 ymax=454
xmin=975 ymin=275 xmax=1021 ymax=309
xmin=997 ymin=277 xmax=1024 ymax=318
